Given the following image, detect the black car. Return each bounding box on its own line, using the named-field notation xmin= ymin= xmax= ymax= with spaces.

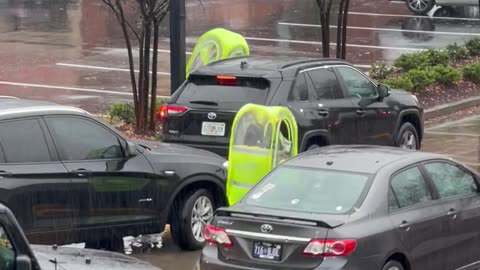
xmin=199 ymin=145 xmax=480 ymax=270
xmin=0 ymin=203 xmax=162 ymax=270
xmin=160 ymin=57 xmax=424 ymax=158
xmin=0 ymin=97 xmax=227 ymax=251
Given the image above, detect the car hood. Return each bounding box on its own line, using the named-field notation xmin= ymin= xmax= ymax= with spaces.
xmin=32 ymin=245 xmax=161 ymax=270
xmin=135 ymin=140 xmax=225 ymax=161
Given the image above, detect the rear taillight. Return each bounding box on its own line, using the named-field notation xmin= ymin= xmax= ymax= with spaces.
xmin=303 ymin=239 xmax=356 ymax=257
xmin=157 ymin=105 xmax=188 ymax=122
xmin=216 ymin=75 xmax=237 ymax=86
xmin=203 ymin=225 xmax=233 ymax=247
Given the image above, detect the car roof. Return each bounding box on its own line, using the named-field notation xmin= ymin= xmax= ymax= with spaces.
xmin=190 ymin=56 xmax=350 ymax=78
xmin=284 ymin=145 xmax=443 ymax=174
xmin=0 ymin=97 xmax=90 ymax=119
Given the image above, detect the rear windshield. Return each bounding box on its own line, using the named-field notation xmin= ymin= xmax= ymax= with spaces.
xmin=243 ymin=166 xmax=371 ymax=215
xmin=175 ymin=75 xmax=269 ymax=110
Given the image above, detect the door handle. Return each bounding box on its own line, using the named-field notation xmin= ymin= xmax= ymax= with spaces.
xmin=317 ymin=110 xmax=329 ymax=117
xmin=399 ymin=220 xmax=410 ymax=230
xmin=0 ymin=170 xmax=12 ymax=177
xmin=71 ymin=169 xmax=92 ymax=177
xmin=447 ymin=208 xmax=457 ymax=219
xmin=356 ymin=110 xmax=366 ymax=116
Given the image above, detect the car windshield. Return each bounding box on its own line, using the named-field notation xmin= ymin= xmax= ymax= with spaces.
xmin=243 ymin=166 xmax=371 ymax=215
xmin=175 ymin=75 xmax=269 ymax=110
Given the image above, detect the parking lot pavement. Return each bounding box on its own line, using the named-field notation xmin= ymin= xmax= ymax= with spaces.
xmin=423 ymin=115 xmax=480 ymax=171
xmin=1 ymin=0 xmax=479 ymax=111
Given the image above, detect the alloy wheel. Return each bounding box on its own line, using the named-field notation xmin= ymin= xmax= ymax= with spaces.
xmin=400 ymin=130 xmax=417 ymax=149
xmin=191 ymin=196 xmax=214 ymax=242
xmin=407 ymin=0 xmax=431 ymax=12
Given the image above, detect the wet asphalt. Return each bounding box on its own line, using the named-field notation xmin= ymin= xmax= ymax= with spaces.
xmin=1 ymin=0 xmax=480 ymax=269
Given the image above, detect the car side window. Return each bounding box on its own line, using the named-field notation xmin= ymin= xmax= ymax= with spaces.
xmin=0 ymin=224 xmax=15 ymax=270
xmin=336 ymin=66 xmax=376 ymax=98
xmin=424 ymin=162 xmax=477 ymax=198
xmin=0 ymin=119 xmax=52 ymax=163
xmin=46 ymin=117 xmax=125 ymax=161
xmin=288 ymin=73 xmax=309 ymax=102
xmin=390 ymin=166 xmax=433 ymax=209
xmin=306 ymin=68 xmax=341 ymax=100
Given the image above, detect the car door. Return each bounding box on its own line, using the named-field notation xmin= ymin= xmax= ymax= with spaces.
xmin=44 ymin=115 xmax=159 ymax=232
xmin=334 ymin=65 xmax=397 ymax=145
xmin=388 ymin=165 xmax=449 ymax=270
xmin=0 ymin=118 xmax=73 ymax=243
xmin=422 ymin=161 xmax=480 ymax=270
xmin=304 ymin=67 xmax=359 ymax=145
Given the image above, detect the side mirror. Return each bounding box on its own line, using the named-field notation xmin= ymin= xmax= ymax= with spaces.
xmin=378 ymin=84 xmax=391 ymax=99
xmin=126 ymin=141 xmax=138 ymax=157
xmin=16 ymin=255 xmax=32 ymax=270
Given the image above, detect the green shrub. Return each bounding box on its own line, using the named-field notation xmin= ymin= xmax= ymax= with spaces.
xmin=394 ymin=49 xmax=449 ymax=71
xmin=465 ymin=38 xmax=480 ymax=57
xmin=108 ymin=102 xmax=135 ymax=124
xmin=405 ymin=69 xmax=436 ymax=91
xmin=381 ymin=75 xmax=414 ymax=92
xmin=431 ymin=65 xmax=462 ymax=85
xmin=464 ymin=63 xmax=480 ymax=83
xmin=446 ymin=43 xmax=469 ymax=60
xmin=369 ymin=62 xmax=395 ymax=80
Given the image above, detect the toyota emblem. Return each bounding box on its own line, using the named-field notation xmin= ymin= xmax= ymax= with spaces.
xmin=260 ymin=224 xmax=273 ymax=234
xmin=207 ymin=112 xmax=217 ymax=120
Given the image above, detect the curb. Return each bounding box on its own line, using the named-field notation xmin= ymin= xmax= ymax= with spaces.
xmin=424 ymin=96 xmax=480 ymax=120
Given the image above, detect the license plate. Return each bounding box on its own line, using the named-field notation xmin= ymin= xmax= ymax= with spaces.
xmin=201 ymin=122 xmax=226 ymax=136
xmin=252 ymin=241 xmax=282 ymax=261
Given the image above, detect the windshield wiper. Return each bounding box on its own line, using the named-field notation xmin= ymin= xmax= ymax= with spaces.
xmin=190 ymin=100 xmax=219 ymax=106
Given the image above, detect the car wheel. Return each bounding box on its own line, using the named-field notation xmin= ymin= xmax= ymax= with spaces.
xmin=405 ymin=0 xmax=435 ymax=15
xmin=171 ymin=189 xmax=216 ymax=250
xmin=382 ymin=260 xmax=405 ymax=270
xmin=396 ymin=122 xmax=420 ymax=150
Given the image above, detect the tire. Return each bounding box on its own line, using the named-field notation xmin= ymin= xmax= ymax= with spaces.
xmin=307 ymin=144 xmax=320 ymax=151
xmin=382 ymin=260 xmax=405 ymax=270
xmin=395 ymin=122 xmax=420 ymax=150
xmin=171 ymin=189 xmax=216 ymax=250
xmin=405 ymin=0 xmax=435 ymax=15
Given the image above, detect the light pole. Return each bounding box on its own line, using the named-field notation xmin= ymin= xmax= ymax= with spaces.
xmin=169 ymin=0 xmax=186 ymax=94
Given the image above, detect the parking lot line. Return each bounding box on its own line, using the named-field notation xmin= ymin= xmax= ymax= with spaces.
xmin=425 ymin=131 xmax=480 ymax=137
xmin=56 ymin=63 xmax=171 ymax=76
xmin=278 ymin=22 xmax=480 ymax=37
xmin=349 ymin=11 xmax=480 ymax=21
xmin=244 ymin=37 xmax=425 ymax=51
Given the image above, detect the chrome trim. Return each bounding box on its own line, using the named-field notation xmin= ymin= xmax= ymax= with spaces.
xmin=225 ymin=229 xmax=311 ymax=243
xmin=0 ymin=106 xmax=91 ymax=116
xmin=455 ymin=260 xmax=480 ymax=270
xmin=299 ymin=64 xmax=377 ymax=87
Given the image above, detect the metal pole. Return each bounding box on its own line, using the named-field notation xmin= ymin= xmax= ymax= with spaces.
xmin=170 ymin=0 xmax=186 ymax=94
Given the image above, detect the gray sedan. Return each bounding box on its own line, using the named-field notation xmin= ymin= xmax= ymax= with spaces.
xmin=199 ymin=145 xmax=480 ymax=270
xmin=404 ymin=0 xmax=479 ymax=15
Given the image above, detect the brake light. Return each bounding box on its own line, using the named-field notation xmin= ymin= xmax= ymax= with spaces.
xmin=216 ymin=75 xmax=237 ymax=86
xmin=157 ymin=105 xmax=188 ymax=122
xmin=303 ymin=239 xmax=356 ymax=257
xmin=203 ymin=225 xmax=233 ymax=247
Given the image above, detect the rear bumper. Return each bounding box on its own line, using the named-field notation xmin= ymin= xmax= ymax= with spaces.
xmin=198 ymin=245 xmax=382 ymax=270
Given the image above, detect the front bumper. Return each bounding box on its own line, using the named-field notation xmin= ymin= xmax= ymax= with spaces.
xmin=198 ymin=244 xmax=382 ymax=270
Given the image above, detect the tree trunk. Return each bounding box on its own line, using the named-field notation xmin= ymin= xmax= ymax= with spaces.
xmin=137 ymin=25 xmax=146 ymax=130
xmin=142 ymin=20 xmax=152 ymax=131
xmin=150 ymin=19 xmax=160 ymax=131
xmin=317 ymin=0 xmax=332 ymax=58
xmin=336 ymin=0 xmax=345 ymax=59
xmin=341 ymin=0 xmax=350 ymax=59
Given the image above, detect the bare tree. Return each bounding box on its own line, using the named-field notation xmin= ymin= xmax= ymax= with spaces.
xmin=102 ymin=0 xmax=169 ymax=132
xmin=316 ymin=0 xmax=350 ymax=59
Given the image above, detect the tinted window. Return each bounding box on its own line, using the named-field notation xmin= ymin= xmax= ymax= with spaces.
xmin=390 ymin=167 xmax=432 ymax=209
xmin=46 ymin=117 xmax=124 ymax=161
xmin=176 ymin=75 xmax=269 ymax=110
xmin=0 ymin=224 xmax=15 ymax=270
xmin=307 ymin=68 xmax=340 ymax=100
xmin=289 ymin=73 xmax=308 ymax=101
xmin=0 ymin=119 xmax=52 ymax=163
xmin=245 ymin=166 xmax=370 ymax=214
xmin=336 ymin=66 xmax=376 ymax=98
xmin=425 ymin=162 xmax=477 ymax=198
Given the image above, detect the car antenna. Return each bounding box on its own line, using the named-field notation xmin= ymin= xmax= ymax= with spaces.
xmin=240 ymin=61 xmax=248 ymax=69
